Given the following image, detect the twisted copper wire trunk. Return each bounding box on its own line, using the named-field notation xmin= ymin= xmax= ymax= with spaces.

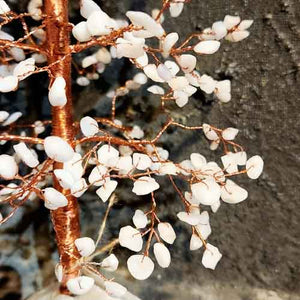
xmin=44 ymin=0 xmax=81 ymax=293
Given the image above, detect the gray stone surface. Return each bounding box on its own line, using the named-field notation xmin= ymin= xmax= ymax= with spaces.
xmin=0 ymin=0 xmax=300 ymax=300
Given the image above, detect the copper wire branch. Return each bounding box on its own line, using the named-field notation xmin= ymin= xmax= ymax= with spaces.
xmin=44 ymin=0 xmax=80 ymax=293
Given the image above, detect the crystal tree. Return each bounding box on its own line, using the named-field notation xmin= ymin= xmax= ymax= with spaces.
xmin=0 ymin=0 xmax=264 ymax=298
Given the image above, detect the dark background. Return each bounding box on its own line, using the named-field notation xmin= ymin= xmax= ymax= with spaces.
xmin=0 ymin=0 xmax=299 ymax=299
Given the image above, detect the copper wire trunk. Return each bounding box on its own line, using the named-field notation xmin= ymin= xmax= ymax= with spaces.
xmin=44 ymin=0 xmax=81 ymax=293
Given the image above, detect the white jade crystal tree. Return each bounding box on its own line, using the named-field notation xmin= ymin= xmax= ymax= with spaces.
xmin=0 ymin=0 xmax=264 ymax=298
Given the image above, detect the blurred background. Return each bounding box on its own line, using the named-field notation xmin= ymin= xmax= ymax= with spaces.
xmin=0 ymin=0 xmax=299 ymax=299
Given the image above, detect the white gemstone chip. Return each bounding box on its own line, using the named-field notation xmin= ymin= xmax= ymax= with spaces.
xmin=66 ymin=276 xmax=94 ymax=296
xmin=157 ymin=222 xmax=176 ymax=244
xmin=43 ymin=187 xmax=68 ymax=210
xmin=127 ymin=255 xmax=155 ymax=280
xmin=44 ymin=136 xmax=74 ymax=163
xmin=119 ymin=225 xmax=143 ymax=252
xmin=48 ymin=77 xmax=67 ymax=107
xmin=0 ymin=154 xmax=18 ymax=180
xmin=153 ymin=243 xmax=171 ymax=268
xmin=13 ymin=142 xmax=39 ymax=168
xmin=74 ymin=237 xmax=96 ymax=257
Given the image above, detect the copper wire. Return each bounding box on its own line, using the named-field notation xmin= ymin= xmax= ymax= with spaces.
xmin=44 ymin=0 xmax=81 ymax=293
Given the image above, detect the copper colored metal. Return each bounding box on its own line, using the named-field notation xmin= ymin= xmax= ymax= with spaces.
xmin=44 ymin=0 xmax=80 ymax=294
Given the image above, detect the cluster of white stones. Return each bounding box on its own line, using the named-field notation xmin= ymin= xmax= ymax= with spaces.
xmin=0 ymin=0 xmax=263 ymax=298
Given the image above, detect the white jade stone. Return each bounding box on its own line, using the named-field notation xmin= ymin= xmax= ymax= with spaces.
xmin=13 ymin=58 xmax=35 ymax=80
xmin=0 ymin=75 xmax=18 ymax=93
xmin=133 ymin=153 xmax=152 ymax=170
xmin=211 ymin=198 xmax=221 ymax=213
xmin=75 ymin=237 xmax=96 ymax=257
xmin=238 ymin=20 xmax=253 ymax=30
xmin=88 ymin=165 xmax=108 ymax=186
xmin=127 ymin=255 xmax=154 ymax=280
xmin=100 ymin=254 xmax=119 ymax=272
xmin=194 ymin=40 xmax=220 ymax=54
xmin=72 ymin=21 xmax=92 ymax=42
xmin=190 ymin=234 xmax=203 ymax=251
xmin=164 ymin=60 xmax=180 ymax=76
xmin=222 ymin=127 xmax=238 ymax=140
xmin=71 ymin=178 xmax=88 ymax=198
xmin=2 ymin=111 xmax=22 ymax=126
xmin=129 ymin=125 xmax=144 ymax=139
xmin=54 ymin=264 xmax=63 ymax=283
xmin=221 ymin=152 xmax=238 ymax=174
xmin=151 ymin=8 xmax=164 ymax=23
xmin=48 ymin=77 xmax=67 ymax=107
xmin=82 ymin=55 xmax=97 ymax=68
xmin=215 ymin=80 xmax=231 ymax=102
xmin=132 ymin=176 xmax=159 ymax=195
xmin=119 ymin=146 xmax=133 ymax=157
xmin=67 ymin=276 xmax=94 ymax=296
xmin=157 ymin=222 xmax=176 ymax=244
xmin=199 ymin=75 xmax=216 ymax=94
xmin=132 ymin=209 xmax=148 ymax=228
xmin=202 ymin=123 xmax=218 ymax=140
xmin=143 ymin=64 xmax=164 ymax=83
xmin=162 ymin=32 xmax=179 ymax=57
xmin=80 ymin=0 xmax=100 ymax=19
xmin=158 ymin=162 xmax=177 ymax=175
xmin=234 ymin=151 xmax=247 ymax=166
xmin=43 ymin=188 xmax=68 ymax=210
xmin=174 ymin=90 xmax=189 ymax=107
xmin=0 ymin=183 xmax=18 ymax=196
xmin=80 ymin=116 xmax=99 ymax=137
xmin=157 ymin=64 xmax=173 ymax=81
xmin=183 ymin=84 xmax=197 ymax=96
xmin=212 ymin=21 xmax=227 ymax=40
xmin=191 ymin=178 xmax=221 ymax=205
xmin=0 ymin=111 xmax=9 ymax=122
xmin=133 ymin=73 xmax=147 ymax=85
xmin=190 ymin=153 xmax=207 ymax=170
xmin=96 ymin=180 xmax=118 ymax=202
xmin=10 ymin=47 xmax=25 ymax=62
xmin=168 ymin=76 xmax=189 ymax=91
xmin=104 ymin=281 xmax=127 ymax=298
xmin=202 ymin=243 xmax=222 ymax=270
xmin=169 ymin=3 xmax=184 ymax=18
xmin=116 ymin=41 xmax=144 ymax=59
xmin=195 ymin=216 xmax=212 ymax=240
xmin=63 ymin=153 xmax=84 ymax=181
xmin=95 ymin=48 xmax=111 ymax=64
xmin=97 ymin=144 xmax=119 ymax=166
xmin=147 ymin=85 xmax=164 ymax=95
xmin=223 ymin=15 xmax=241 ymax=30
xmin=54 ymin=169 xmax=74 ymax=190
xmin=119 ymin=225 xmax=143 ymax=252
xmin=226 ymin=30 xmax=250 ymax=42
xmin=177 ymin=211 xmax=202 ymax=226
xmin=185 ymin=71 xmax=201 ymax=87
xmin=221 ymin=179 xmax=248 ymax=204
xmin=178 ymin=54 xmax=197 ymax=73
xmin=27 ymin=0 xmax=43 ymax=21
xmin=0 ymin=0 xmax=10 ymax=14
xmin=0 ymin=154 xmax=18 ymax=180
xmin=126 ymin=11 xmax=164 ymax=37
xmin=153 ymin=243 xmax=171 ymax=268
xmin=44 ymin=136 xmax=74 ymax=162
xmin=246 ymin=155 xmax=264 ymax=179
xmin=87 ymin=11 xmax=116 ymax=36
xmin=13 ymin=142 xmax=39 ymax=168
xmin=136 ymin=52 xmax=148 ymax=67
xmin=77 ymin=76 xmax=90 ymax=86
